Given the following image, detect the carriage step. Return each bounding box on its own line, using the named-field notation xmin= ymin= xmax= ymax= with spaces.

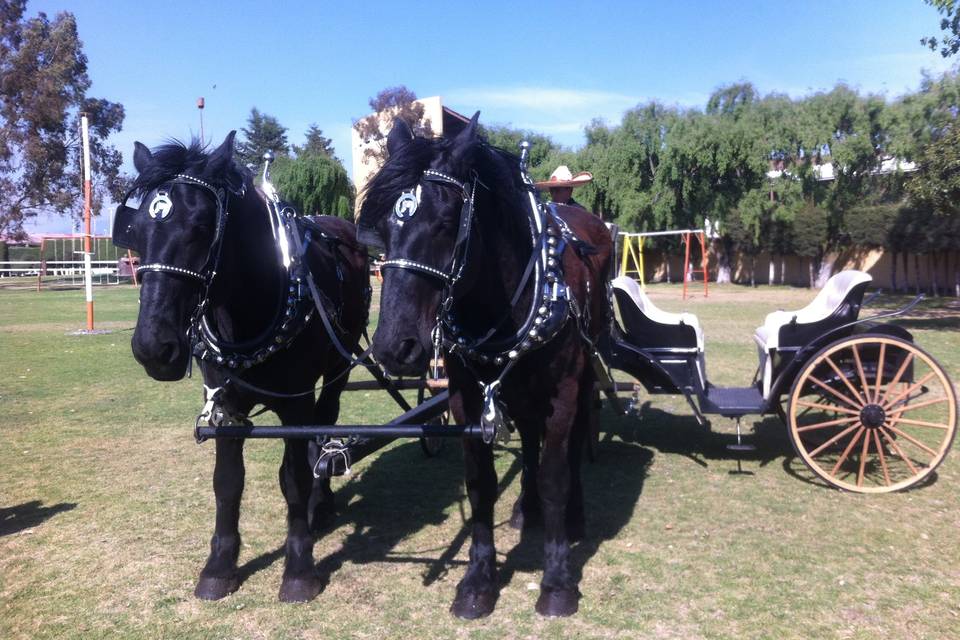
xmin=702 ymin=386 xmax=764 ymax=416
xmin=727 ymin=443 xmax=757 ymax=452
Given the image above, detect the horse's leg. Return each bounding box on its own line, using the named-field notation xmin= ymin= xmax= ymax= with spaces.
xmin=535 ymin=372 xmax=583 ymax=617
xmin=276 ymin=399 xmax=323 ymax=603
xmin=308 ymin=363 xmax=351 ymax=534
xmin=509 ymin=424 xmax=542 ymax=530
xmin=449 ymin=387 xmax=499 ymax=619
xmin=566 ymin=367 xmax=594 ymax=543
xmin=195 ymin=437 xmax=246 ymax=600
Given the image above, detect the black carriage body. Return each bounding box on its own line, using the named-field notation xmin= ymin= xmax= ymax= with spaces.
xmin=601 ymin=274 xmax=916 ymax=419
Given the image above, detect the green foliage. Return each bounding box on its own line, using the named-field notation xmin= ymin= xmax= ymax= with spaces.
xmin=293 ymin=124 xmax=336 ymax=159
xmin=921 ymin=0 xmax=960 ymax=57
xmin=236 ymin=108 xmax=289 ymax=168
xmin=907 ymin=122 xmax=960 ymax=217
xmin=270 ymin=152 xmax=354 ymax=219
xmin=790 ymin=201 xmax=829 ymax=258
xmin=844 ymin=203 xmax=902 ymax=249
xmin=0 ymin=1 xmax=125 ymax=238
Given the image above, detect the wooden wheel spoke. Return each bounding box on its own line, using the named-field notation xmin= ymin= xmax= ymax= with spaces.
xmin=807 ymin=374 xmax=862 ymax=411
xmin=878 ymin=352 xmax=915 ymax=407
xmin=808 ymin=422 xmax=860 ymax=458
xmin=884 ymin=372 xmax=936 ymax=411
xmin=885 ymin=424 xmax=939 ymax=457
xmin=851 ymin=345 xmax=872 ymax=404
xmin=879 ymin=428 xmax=920 ymax=476
xmin=795 ymin=400 xmax=860 ymax=416
xmin=824 ymin=355 xmax=866 ymax=406
xmin=796 ymin=415 xmax=860 ymax=432
xmin=886 ymin=396 xmax=948 ymax=416
xmin=892 ymin=417 xmax=951 ymax=430
xmin=873 ymin=343 xmax=886 ymax=404
xmin=873 ymin=430 xmax=891 ymax=486
xmin=830 ymin=427 xmax=865 ymax=477
xmin=857 ymin=426 xmax=872 ymax=487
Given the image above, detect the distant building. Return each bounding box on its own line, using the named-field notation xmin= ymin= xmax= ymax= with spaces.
xmin=351 ymin=96 xmax=470 ymax=214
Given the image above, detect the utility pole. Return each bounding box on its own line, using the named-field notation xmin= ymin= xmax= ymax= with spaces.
xmin=197 ymin=97 xmax=205 ymax=144
xmin=80 ymin=112 xmax=94 ymax=331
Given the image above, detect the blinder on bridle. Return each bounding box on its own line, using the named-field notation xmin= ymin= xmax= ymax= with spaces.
xmin=112 ymin=173 xmax=243 ymax=283
xmin=359 ymin=169 xmax=479 ymax=288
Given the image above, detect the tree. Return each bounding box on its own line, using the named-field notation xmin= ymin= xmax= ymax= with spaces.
xmin=352 ymin=85 xmax=433 ymax=164
xmin=0 ymin=1 xmax=125 ymax=238
xmin=294 ymin=124 xmax=335 ymax=158
xmin=921 ymin=0 xmax=960 ymax=57
xmin=271 ymin=152 xmax=354 ymax=220
xmin=236 ymin=108 xmax=288 ymax=169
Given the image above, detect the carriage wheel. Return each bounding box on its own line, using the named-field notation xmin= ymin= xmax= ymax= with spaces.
xmin=788 ymin=335 xmax=957 ymax=493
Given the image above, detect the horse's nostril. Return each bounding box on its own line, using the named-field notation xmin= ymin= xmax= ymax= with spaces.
xmin=397 ymin=338 xmax=423 ymax=365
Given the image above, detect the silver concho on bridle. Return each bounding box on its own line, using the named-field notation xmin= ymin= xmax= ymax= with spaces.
xmin=392 ymin=185 xmax=421 ymax=226
xmin=148 ymin=190 xmax=173 ymax=220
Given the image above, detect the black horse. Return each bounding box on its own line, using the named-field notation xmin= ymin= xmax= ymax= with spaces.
xmin=359 ymin=114 xmax=613 ymax=617
xmin=113 ymin=132 xmax=369 ymax=602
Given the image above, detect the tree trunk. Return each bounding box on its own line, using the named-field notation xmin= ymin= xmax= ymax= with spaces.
xmin=931 ymin=253 xmax=940 ymax=297
xmin=665 ymin=258 xmax=672 ymax=284
xmin=751 ymin=255 xmax=756 ymax=287
xmin=769 ymin=255 xmax=776 ymax=286
xmin=808 ymin=258 xmax=815 ymax=288
xmin=914 ymin=253 xmax=921 ymax=296
xmin=780 ymin=255 xmax=786 ymax=285
xmin=902 ymin=252 xmax=910 ymax=294
xmin=890 ymin=250 xmax=898 ymax=293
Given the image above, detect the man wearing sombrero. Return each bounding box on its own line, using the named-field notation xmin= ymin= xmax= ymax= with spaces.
xmin=535 ymin=165 xmax=593 ymax=211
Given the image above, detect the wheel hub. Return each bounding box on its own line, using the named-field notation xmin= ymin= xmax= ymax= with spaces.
xmin=860 ymin=403 xmax=886 ymax=429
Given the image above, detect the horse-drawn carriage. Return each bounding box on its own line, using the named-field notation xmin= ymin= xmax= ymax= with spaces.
xmin=603 ymin=269 xmax=956 ymax=493
xmin=114 ymin=119 xmax=956 ymax=617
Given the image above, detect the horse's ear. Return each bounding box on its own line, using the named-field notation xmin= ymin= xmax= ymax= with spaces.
xmin=387 ymin=118 xmax=414 ymax=156
xmin=207 ymin=131 xmax=237 ymax=176
xmin=450 ymin=111 xmax=480 ymax=168
xmin=133 ymin=142 xmax=152 ymax=173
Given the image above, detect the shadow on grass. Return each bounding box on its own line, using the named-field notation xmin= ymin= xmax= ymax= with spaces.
xmin=294 ymin=430 xmax=654 ymax=603
xmin=0 ymin=500 xmax=76 ymax=537
xmin=609 ymin=401 xmax=795 ymax=470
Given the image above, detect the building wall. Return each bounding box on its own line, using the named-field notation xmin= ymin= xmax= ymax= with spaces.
xmin=350 ymin=96 xmax=445 ymax=215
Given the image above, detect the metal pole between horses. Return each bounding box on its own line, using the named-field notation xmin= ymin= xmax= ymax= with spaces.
xmin=80 ymin=113 xmax=94 ymax=331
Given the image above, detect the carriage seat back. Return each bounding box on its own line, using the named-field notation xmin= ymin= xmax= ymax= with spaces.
xmin=754 ymin=270 xmax=872 ymax=353
xmin=611 ymin=276 xmax=704 ymax=352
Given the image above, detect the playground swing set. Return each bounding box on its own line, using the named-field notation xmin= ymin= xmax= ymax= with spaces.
xmin=618 ymin=228 xmax=709 ymax=299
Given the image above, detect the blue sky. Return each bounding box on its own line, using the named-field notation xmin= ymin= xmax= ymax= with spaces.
xmin=24 ymin=0 xmax=956 ymax=234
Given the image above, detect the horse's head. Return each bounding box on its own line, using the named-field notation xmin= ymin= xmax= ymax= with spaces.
xmin=114 ymin=131 xmax=246 ymax=381
xmin=359 ymin=112 xmax=483 ymax=376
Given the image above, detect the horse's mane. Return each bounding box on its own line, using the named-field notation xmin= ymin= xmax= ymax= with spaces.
xmin=133 ymin=138 xmax=251 ymax=196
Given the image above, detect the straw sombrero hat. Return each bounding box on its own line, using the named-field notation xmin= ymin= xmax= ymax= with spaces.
xmin=534 ymin=165 xmax=593 ymax=189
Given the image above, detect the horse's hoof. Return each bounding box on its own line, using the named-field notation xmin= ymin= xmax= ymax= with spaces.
xmin=535 ymin=587 xmax=580 ymax=617
xmin=279 ymin=574 xmax=322 ymax=603
xmin=194 ymin=574 xmax=239 ymax=601
xmin=450 ymin=589 xmax=497 ymax=619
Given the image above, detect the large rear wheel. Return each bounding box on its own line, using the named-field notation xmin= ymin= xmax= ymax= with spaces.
xmin=788 ymin=335 xmax=956 ymax=493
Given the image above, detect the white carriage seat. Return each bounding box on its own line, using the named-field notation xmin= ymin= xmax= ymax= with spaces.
xmin=753 ymin=270 xmax=873 ymax=352
xmin=753 ymin=270 xmax=872 ymax=399
xmin=612 ymin=276 xmax=705 ymax=352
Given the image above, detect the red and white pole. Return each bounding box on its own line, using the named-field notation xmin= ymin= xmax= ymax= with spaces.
xmin=81 ymin=113 xmax=94 ymax=331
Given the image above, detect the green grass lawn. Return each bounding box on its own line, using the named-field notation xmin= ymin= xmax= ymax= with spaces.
xmin=1 ymin=280 xmax=958 ymax=639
